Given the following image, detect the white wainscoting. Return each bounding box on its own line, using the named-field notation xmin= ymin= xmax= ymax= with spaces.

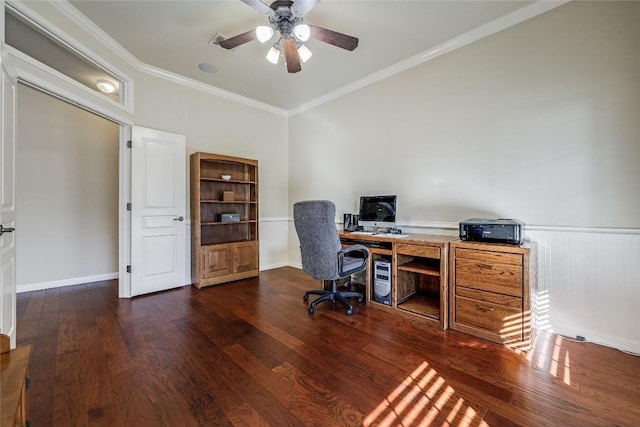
xmin=524 ymin=227 xmax=640 ymax=354
xmin=329 ymin=220 xmax=640 ymax=354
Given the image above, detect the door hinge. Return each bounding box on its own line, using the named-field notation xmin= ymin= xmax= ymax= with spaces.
xmin=126 ymin=265 xmax=131 ymax=273
xmin=126 ymin=203 xmax=132 ymax=211
xmin=127 ymin=140 xmax=132 ymax=148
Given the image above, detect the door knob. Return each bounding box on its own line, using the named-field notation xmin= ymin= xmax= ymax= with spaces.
xmin=0 ymin=225 xmax=15 ymax=236
xmin=174 ymin=216 xmax=184 ymax=221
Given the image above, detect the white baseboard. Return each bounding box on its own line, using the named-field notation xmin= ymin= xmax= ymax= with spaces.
xmin=549 ymin=324 xmax=640 ymax=355
xmin=259 ymin=261 xmax=291 ymax=271
xmin=287 ymin=261 xmax=302 ymax=270
xmin=17 ymin=272 xmax=119 ymax=293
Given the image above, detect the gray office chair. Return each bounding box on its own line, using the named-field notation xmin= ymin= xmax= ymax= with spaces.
xmin=293 ymin=200 xmax=369 ymax=315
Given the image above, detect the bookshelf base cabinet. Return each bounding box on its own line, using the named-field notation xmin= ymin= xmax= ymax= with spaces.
xmin=191 ymin=152 xmax=259 ymax=289
xmin=197 ymin=241 xmax=258 ymax=288
xmin=449 ymin=240 xmax=537 ymax=350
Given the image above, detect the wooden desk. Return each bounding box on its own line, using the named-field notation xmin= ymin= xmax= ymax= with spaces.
xmin=339 ymin=232 xmax=457 ymax=329
xmin=1 ymin=339 xmax=32 ymax=427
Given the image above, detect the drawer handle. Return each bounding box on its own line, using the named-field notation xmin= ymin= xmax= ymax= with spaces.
xmin=478 ymin=263 xmax=495 ymax=270
xmin=477 ymin=304 xmax=495 ymax=312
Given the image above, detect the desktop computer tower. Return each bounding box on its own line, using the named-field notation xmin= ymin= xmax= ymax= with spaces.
xmin=373 ymin=260 xmax=392 ymax=306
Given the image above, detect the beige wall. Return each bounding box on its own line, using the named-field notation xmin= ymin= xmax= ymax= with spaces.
xmin=288 ymin=1 xmax=640 ymax=352
xmin=9 ymin=1 xmax=639 ymax=351
xmin=16 ymin=84 xmax=119 ymax=286
xmin=289 ymin=1 xmax=639 ymax=230
xmin=131 ymin=72 xmax=290 ymax=269
xmin=11 ymin=0 xmax=291 ymax=285
xmin=132 ymin=73 xmax=289 ymax=220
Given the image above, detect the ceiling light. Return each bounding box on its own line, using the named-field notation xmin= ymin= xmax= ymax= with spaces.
xmin=96 ymin=79 xmax=116 ymax=94
xmin=256 ymin=26 xmax=274 ymax=43
xmin=266 ymin=46 xmax=280 ymax=64
xmin=198 ymin=63 xmax=218 ymax=73
xmin=298 ymin=45 xmax=312 ymax=63
xmin=293 ymin=24 xmax=310 ymax=42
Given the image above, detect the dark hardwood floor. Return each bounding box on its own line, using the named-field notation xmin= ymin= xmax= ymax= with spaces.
xmin=16 ymin=267 xmax=640 ymax=426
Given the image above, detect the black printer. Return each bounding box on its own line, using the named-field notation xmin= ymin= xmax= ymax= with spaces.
xmin=459 ymin=218 xmax=524 ymax=245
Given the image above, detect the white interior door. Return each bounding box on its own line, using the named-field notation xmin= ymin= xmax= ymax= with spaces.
xmin=131 ymin=126 xmax=186 ymax=296
xmin=0 ymin=53 xmax=17 ymax=348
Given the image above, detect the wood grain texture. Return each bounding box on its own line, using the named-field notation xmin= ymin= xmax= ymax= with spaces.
xmin=16 ymin=270 xmax=640 ymax=426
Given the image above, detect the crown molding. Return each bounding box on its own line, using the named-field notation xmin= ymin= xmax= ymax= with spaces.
xmin=51 ymin=0 xmax=566 ymax=117
xmin=288 ymin=0 xmax=569 ymax=116
xmin=139 ymin=63 xmax=288 ymax=116
xmin=10 ymin=50 xmax=133 ymax=125
xmin=8 ymin=0 xmax=135 ymax=113
xmin=50 ymin=0 xmax=288 ymax=117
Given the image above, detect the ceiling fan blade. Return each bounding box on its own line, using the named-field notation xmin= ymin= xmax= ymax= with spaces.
xmin=290 ymin=0 xmax=321 ymax=17
xmin=219 ymin=29 xmax=257 ymax=50
xmin=309 ymin=25 xmax=358 ymax=51
xmin=283 ymin=37 xmax=301 ymax=73
xmin=240 ymin=0 xmax=275 ymax=16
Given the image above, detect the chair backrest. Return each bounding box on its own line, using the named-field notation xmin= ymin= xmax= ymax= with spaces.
xmin=293 ymin=200 xmax=342 ymax=280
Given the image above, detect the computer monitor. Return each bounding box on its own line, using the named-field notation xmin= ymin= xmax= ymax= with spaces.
xmin=358 ymin=195 xmax=397 ymax=230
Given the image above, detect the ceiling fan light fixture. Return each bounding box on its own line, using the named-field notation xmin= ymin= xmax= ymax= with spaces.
xmin=96 ymin=79 xmax=116 ymax=94
xmin=256 ymin=25 xmax=275 ymax=43
xmin=266 ymin=46 xmax=280 ymax=64
xmin=298 ymin=44 xmax=312 ymax=63
xmin=293 ymin=24 xmax=310 ymax=41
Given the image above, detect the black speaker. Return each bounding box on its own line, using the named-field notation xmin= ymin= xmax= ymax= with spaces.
xmin=343 ymin=213 xmax=359 ymax=231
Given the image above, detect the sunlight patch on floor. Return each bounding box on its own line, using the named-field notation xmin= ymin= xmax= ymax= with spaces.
xmin=364 ymin=361 xmax=488 ymax=427
xmin=526 ymin=332 xmax=571 ymax=386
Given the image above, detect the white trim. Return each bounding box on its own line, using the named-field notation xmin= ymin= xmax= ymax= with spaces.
xmin=548 ymin=324 xmax=640 ymax=356
xmin=289 ymin=1 xmax=568 ymax=115
xmin=260 ymin=261 xmax=291 ymax=271
xmin=288 ymin=262 xmax=303 ymax=270
xmin=51 ymin=0 xmax=287 ymax=117
xmin=8 ymin=47 xmax=133 ymax=124
xmin=48 ymin=0 xmax=141 ymax=71
xmin=7 ymin=1 xmax=134 ymax=113
xmin=118 ymin=126 xmax=132 ymax=298
xmin=13 ymin=64 xmax=133 ymax=125
xmin=140 ymin=63 xmax=288 ymax=117
xmin=260 ymin=216 xmax=290 ymax=223
xmin=17 ymin=272 xmax=119 ymax=293
xmin=51 ymin=0 xmax=565 ymax=116
xmin=329 ymin=218 xmax=640 ymax=236
xmin=525 ymin=225 xmax=640 ymax=235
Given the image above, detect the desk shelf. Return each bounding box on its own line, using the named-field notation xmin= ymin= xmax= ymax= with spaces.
xmin=397 ymin=262 xmax=440 ymax=276
xmin=340 ymin=232 xmax=455 ymax=330
xmin=397 ymin=293 xmax=441 ymax=319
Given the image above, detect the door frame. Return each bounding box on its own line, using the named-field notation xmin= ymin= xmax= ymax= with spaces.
xmin=118 ymin=124 xmax=133 ymax=297
xmin=14 ymin=78 xmax=136 ymax=298
xmin=11 ymin=77 xmax=141 ymax=298
xmin=9 ymin=78 xmax=191 ymax=299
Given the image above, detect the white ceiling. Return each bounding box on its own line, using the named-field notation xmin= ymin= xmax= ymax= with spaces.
xmin=68 ymin=0 xmax=539 ymax=111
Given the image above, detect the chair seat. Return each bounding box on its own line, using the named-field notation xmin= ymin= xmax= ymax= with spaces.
xmin=294 ymin=200 xmax=370 ymax=315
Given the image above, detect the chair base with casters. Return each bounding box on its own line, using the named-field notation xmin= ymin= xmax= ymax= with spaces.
xmin=293 ymin=200 xmax=370 ymax=316
xmin=303 ymin=279 xmax=364 ymax=315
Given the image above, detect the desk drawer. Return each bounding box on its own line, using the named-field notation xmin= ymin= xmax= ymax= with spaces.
xmin=454 ymin=292 xmax=523 ymax=343
xmin=454 ymin=252 xmax=523 ymax=297
xmin=455 ymin=248 xmax=522 ymax=266
xmin=397 ymin=243 xmax=440 ymax=259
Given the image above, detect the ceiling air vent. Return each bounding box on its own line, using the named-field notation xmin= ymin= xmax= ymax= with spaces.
xmin=209 ymin=33 xmax=240 ymax=53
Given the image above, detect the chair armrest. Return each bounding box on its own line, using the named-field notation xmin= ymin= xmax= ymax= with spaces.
xmin=338 ymin=244 xmax=370 ymax=276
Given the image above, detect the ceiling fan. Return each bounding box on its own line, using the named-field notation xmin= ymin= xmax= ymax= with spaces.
xmin=219 ymin=0 xmax=359 ymax=73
